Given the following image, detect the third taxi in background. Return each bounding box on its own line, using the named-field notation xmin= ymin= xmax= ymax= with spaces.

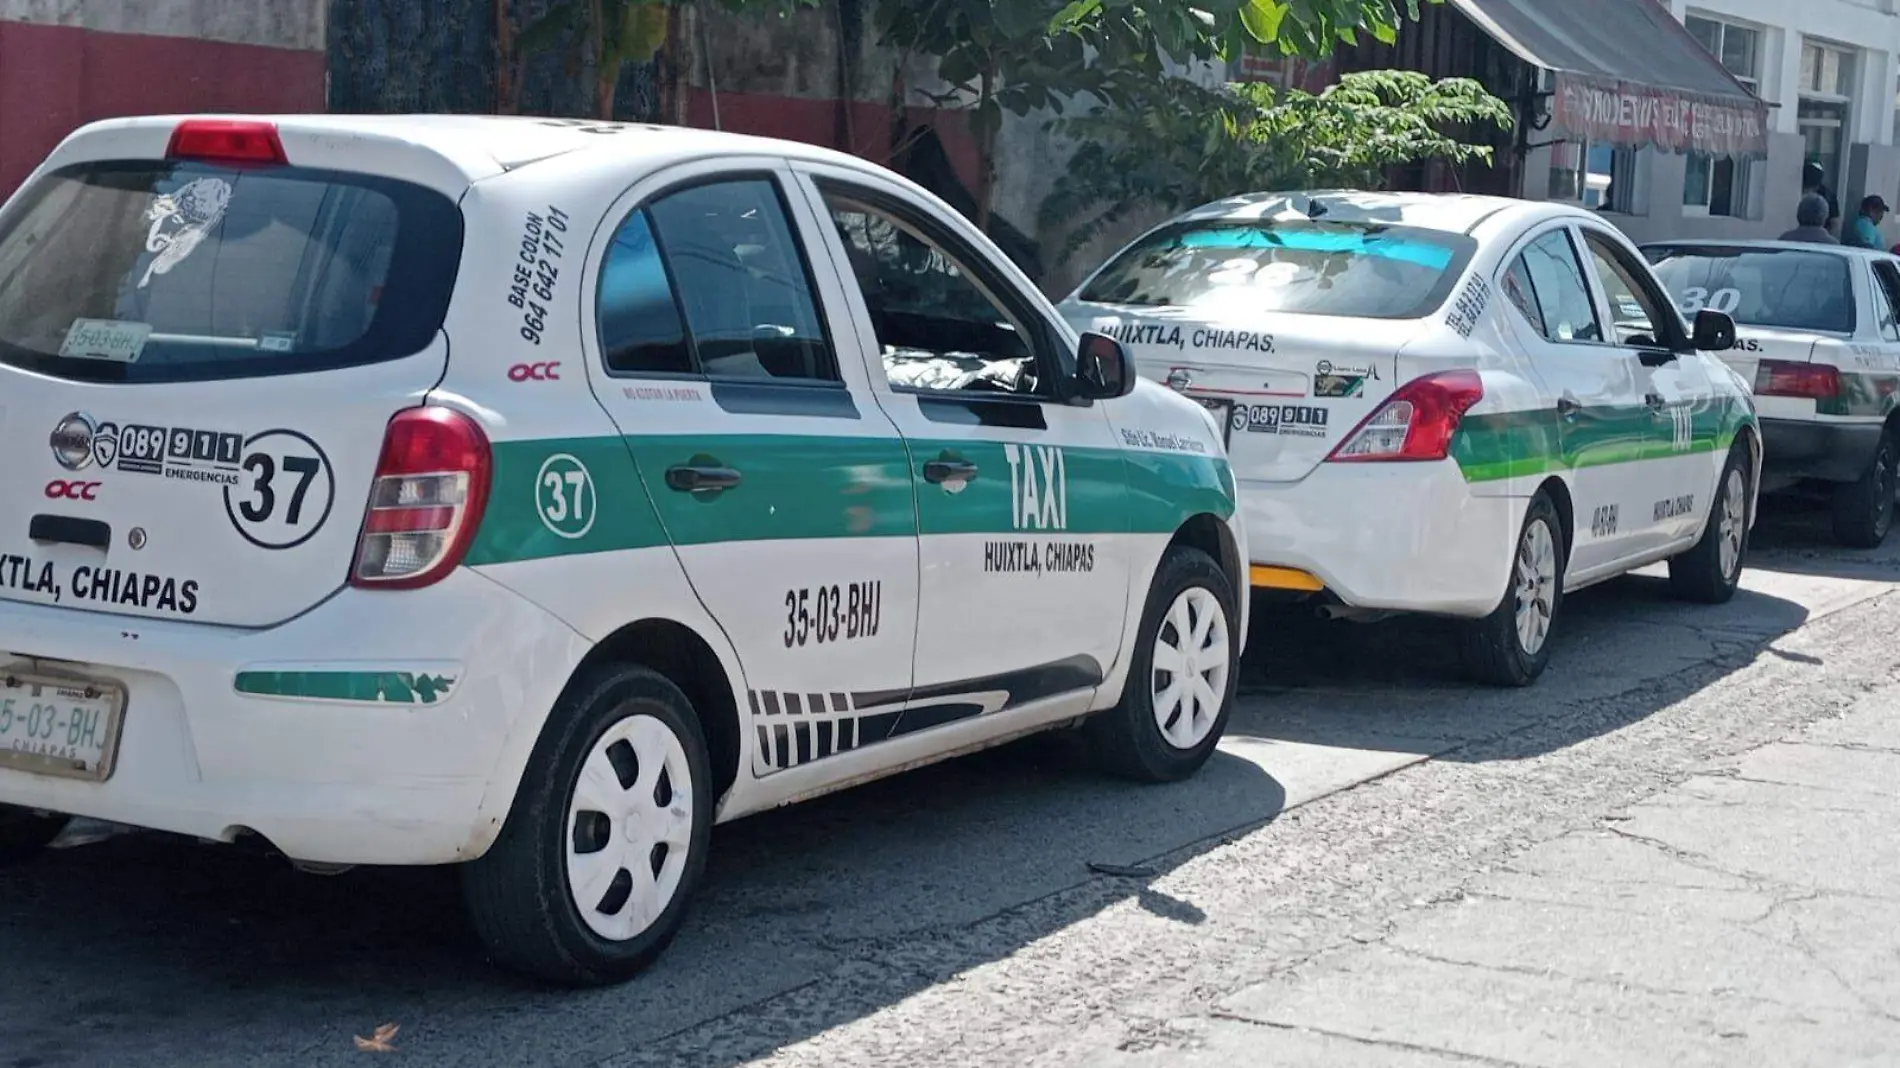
xmin=1641 ymin=240 xmax=1900 ymax=547
xmin=1059 ymin=190 xmax=1761 ymax=687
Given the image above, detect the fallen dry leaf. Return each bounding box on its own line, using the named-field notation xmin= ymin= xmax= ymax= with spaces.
xmin=354 ymin=1022 xmax=400 ymax=1053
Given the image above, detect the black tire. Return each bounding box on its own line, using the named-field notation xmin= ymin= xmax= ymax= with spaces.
xmin=462 ymin=665 xmax=714 ymax=987
xmin=1085 ymin=545 xmax=1239 ymax=783
xmin=0 ymin=805 xmax=68 ymax=864
xmin=1669 ymin=442 xmax=1752 ymax=604
xmin=1457 ymin=493 xmax=1564 ymax=688
xmin=1830 ymin=430 xmax=1897 ymax=549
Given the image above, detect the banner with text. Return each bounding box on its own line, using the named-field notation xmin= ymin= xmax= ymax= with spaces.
xmin=1553 ymin=72 xmax=1769 ymax=158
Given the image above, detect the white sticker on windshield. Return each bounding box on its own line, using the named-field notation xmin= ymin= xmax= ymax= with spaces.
xmin=140 ymin=177 xmax=232 ymax=288
xmin=60 ymin=319 xmax=152 ymax=363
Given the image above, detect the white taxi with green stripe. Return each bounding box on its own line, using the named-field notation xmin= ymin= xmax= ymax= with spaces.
xmin=1059 ymin=191 xmax=1759 ymax=688
xmin=0 ymin=114 xmax=1245 ymax=985
xmin=1641 ymin=239 xmax=1900 ymax=548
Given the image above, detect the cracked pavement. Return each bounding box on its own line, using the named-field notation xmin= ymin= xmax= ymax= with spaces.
xmin=5 ymin=496 xmax=1900 ymax=1067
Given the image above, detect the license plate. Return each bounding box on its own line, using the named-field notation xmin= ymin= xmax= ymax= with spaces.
xmin=0 ymin=670 xmax=126 ymax=782
xmin=1194 ymin=396 xmax=1235 ymax=447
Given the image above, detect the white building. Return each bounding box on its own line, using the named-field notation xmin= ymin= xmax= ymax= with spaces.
xmin=1523 ymin=0 xmax=1900 ymax=245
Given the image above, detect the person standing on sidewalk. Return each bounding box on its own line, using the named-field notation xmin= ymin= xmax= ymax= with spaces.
xmin=1802 ymin=161 xmax=1841 ymax=236
xmin=1847 ymin=194 xmax=1889 ymax=249
xmin=1780 ymin=193 xmax=1841 ymax=244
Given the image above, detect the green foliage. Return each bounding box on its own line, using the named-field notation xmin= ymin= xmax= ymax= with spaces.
xmin=1039 ymin=68 xmax=1513 ymax=263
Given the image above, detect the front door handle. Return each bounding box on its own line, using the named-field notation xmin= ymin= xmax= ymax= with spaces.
xmin=1556 ymin=396 xmax=1582 ymax=417
xmin=923 ymin=459 xmax=979 ymax=484
xmin=1644 ymin=392 xmax=1667 ymax=411
xmin=665 ymin=465 xmax=743 ymax=492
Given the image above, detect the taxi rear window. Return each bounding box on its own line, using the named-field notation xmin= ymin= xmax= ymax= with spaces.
xmin=0 ymin=161 xmax=463 ymax=383
xmin=1077 ymin=219 xmax=1477 ymax=319
xmin=1643 ymin=246 xmax=1854 ymax=335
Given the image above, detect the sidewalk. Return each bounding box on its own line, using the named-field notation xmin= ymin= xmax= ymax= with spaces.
xmin=1106 ymin=688 xmax=1900 ymax=1068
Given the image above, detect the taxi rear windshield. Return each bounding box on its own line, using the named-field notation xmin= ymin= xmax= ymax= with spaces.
xmin=1077 ymin=219 xmax=1477 ymax=319
xmin=1643 ymin=246 xmax=1854 ymax=335
xmin=0 ymin=161 xmax=463 ymax=383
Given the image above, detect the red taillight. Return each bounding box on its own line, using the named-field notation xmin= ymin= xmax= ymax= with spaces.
xmin=1325 ymin=369 xmax=1485 ymax=463
xmin=1755 ymin=360 xmax=1840 ymax=400
xmin=350 ymin=407 xmax=492 ymax=590
xmin=166 ymin=119 xmax=287 ymax=165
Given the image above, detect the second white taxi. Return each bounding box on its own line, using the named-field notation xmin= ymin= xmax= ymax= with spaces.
xmin=1059 ymin=191 xmax=1760 ymax=687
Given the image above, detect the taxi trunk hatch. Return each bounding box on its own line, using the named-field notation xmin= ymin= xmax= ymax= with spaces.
xmin=0 ymin=129 xmax=464 ymax=627
xmin=1085 ymin=308 xmax=1405 ymax=482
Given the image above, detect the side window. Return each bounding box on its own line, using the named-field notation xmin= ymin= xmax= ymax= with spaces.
xmin=1517 ymin=231 xmax=1603 ymax=343
xmin=596 ymin=177 xmax=839 ymax=382
xmin=1580 ymin=232 xmax=1671 ymax=347
xmin=820 ymin=190 xmax=1044 ymax=397
xmin=1871 ymin=262 xmax=1900 ymax=342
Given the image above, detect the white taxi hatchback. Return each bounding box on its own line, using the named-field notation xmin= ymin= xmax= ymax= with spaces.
xmin=0 ymin=114 xmax=1247 ymax=985
xmin=1058 ymin=191 xmax=1760 ymax=687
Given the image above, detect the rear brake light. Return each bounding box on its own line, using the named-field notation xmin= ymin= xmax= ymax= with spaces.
xmin=1755 ymin=360 xmax=1840 ymax=400
xmin=166 ymin=119 xmax=287 ymax=165
xmin=1325 ymin=369 xmax=1485 ymax=463
xmin=350 ymin=407 xmax=492 ymax=590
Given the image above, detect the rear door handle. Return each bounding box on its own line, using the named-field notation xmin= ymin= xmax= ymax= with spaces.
xmin=1556 ymin=397 xmax=1581 ymax=417
xmin=1644 ymin=392 xmax=1667 ymax=410
xmin=665 ymin=465 xmax=742 ymax=492
xmin=29 ymin=514 xmax=109 ymax=550
xmin=923 ymin=459 xmax=979 ymax=484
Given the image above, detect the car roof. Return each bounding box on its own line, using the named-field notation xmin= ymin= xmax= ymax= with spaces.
xmin=1167 ymin=190 xmax=1588 ymax=236
xmin=1637 ymin=237 xmax=1890 ymax=258
xmin=53 ymin=112 xmax=878 ymax=187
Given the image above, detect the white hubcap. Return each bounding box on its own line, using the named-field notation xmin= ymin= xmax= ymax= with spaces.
xmin=1515 ymin=518 xmax=1558 ymax=656
xmin=1151 ymin=587 xmax=1231 ymax=750
xmin=565 ymin=714 xmax=694 ymax=942
xmin=1718 ymin=468 xmax=1746 ymax=579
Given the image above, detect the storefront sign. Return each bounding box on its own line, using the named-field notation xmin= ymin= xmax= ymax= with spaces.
xmin=1553 ymin=72 xmax=1768 ymax=158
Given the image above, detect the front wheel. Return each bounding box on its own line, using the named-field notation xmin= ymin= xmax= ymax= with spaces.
xmin=1085 ymin=545 xmax=1238 ymax=783
xmin=462 ymin=665 xmax=713 ymax=987
xmin=1669 ymin=443 xmax=1751 ymax=604
xmin=0 ymin=805 xmax=69 ymax=864
xmin=1830 ymin=430 xmax=1897 ymax=549
xmin=1458 ymin=493 xmax=1564 ymax=688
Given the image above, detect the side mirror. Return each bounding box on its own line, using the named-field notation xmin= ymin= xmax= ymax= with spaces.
xmin=1073 ymin=332 xmax=1136 ymax=401
xmin=1692 ymin=309 xmax=1736 ymax=352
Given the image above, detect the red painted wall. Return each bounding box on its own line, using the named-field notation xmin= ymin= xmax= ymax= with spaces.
xmin=0 ymin=20 xmax=326 ymax=196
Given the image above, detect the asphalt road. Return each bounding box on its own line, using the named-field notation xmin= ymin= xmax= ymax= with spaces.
xmin=4 ymin=493 xmax=1898 ymax=1068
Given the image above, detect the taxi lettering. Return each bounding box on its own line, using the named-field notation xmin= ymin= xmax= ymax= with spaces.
xmin=1006 ymin=444 xmax=1068 ymax=531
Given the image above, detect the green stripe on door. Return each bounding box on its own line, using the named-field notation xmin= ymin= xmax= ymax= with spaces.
xmin=1452 ymin=398 xmax=1750 ymax=484
xmin=464 ymin=433 xmax=1234 ymax=566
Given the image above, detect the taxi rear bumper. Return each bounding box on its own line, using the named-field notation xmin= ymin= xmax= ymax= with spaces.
xmin=1240 ymin=459 xmax=1521 ymax=618
xmin=1759 ymin=416 xmax=1883 ymax=486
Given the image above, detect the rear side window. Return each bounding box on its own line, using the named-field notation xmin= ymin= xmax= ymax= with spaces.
xmin=1644 ymin=246 xmax=1854 ymax=334
xmin=1077 ymin=219 xmax=1477 ymax=319
xmin=0 ymin=161 xmax=463 ymax=383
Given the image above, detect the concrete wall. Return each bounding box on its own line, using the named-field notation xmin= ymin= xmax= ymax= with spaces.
xmin=0 ymin=0 xmax=327 ymax=196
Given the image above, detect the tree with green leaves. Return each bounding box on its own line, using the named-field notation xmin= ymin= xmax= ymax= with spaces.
xmin=873 ymin=0 xmax=1430 ymax=233
xmin=1038 ymin=68 xmax=1513 ymax=264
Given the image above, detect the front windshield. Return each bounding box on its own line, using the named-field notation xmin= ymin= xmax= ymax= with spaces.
xmin=1078 ymin=219 xmax=1476 ymax=320
xmin=1643 ymin=246 xmax=1854 ymax=334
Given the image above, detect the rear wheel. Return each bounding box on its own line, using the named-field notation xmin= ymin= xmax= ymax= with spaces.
xmin=0 ymin=805 xmax=69 ymax=864
xmin=462 ymin=665 xmax=713 ymax=987
xmin=1085 ymin=546 xmax=1237 ymax=783
xmin=1457 ymin=493 xmax=1564 ymax=688
xmin=1669 ymin=443 xmax=1751 ymax=603
xmin=1830 ymin=430 xmax=1897 ymax=549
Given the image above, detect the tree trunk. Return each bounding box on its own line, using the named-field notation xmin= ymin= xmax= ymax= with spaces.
xmin=662 ymin=3 xmax=690 ymax=126
xmin=494 ymin=0 xmax=519 ymax=114
xmin=974 ymin=58 xmax=999 ymax=235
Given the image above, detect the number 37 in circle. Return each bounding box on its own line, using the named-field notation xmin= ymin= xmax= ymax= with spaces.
xmin=222 ymin=429 xmax=336 ymax=550
xmin=536 ymin=453 xmax=597 ymax=539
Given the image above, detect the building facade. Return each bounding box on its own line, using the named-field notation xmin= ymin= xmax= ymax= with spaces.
xmin=1534 ymin=0 xmax=1900 ymax=245
xmin=0 ymin=1 xmax=326 ymax=196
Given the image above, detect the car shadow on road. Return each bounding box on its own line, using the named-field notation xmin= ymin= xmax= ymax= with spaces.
xmin=0 ymin=733 xmax=1286 ymax=1067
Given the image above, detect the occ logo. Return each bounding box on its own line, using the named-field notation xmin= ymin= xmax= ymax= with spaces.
xmin=509 ymin=361 xmax=561 ymax=382
xmin=45 ymin=480 xmax=101 ymax=500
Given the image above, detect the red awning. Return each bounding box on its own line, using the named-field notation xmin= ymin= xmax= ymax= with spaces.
xmin=1452 ymin=0 xmax=1770 ymax=159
